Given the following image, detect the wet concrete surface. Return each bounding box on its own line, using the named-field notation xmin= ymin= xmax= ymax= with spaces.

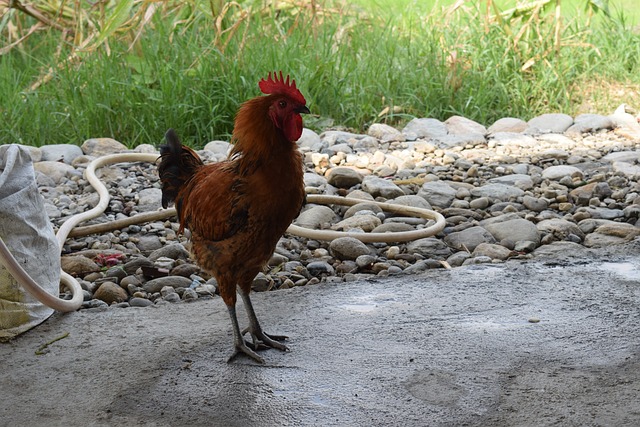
xmin=2 ymin=241 xmax=640 ymax=426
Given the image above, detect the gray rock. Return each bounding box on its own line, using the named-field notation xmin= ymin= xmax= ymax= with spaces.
xmin=488 ymin=174 xmax=534 ymax=190
xmin=137 ymin=188 xmax=163 ymax=212
xmin=472 ymin=243 xmax=511 ymax=260
xmin=522 ymin=195 xmax=549 ymax=212
xmin=446 ymin=251 xmax=473 ymax=267
xmin=542 ymin=165 xmax=583 ymax=181
xmin=143 ymin=276 xmax=193 ymax=293
xmin=325 ymin=143 xmax=353 ymax=155
xmin=148 ymin=243 xmax=190 ymax=262
xmin=195 ymin=284 xmax=217 ymax=297
xmin=329 ymin=237 xmax=372 ymax=260
xmin=203 ymin=140 xmax=231 ymax=156
xmin=487 ymin=117 xmax=528 ymax=134
xmin=154 ymin=257 xmax=175 ymax=271
xmin=96 ymin=166 xmax=126 ymax=183
xmin=94 ymin=281 xmax=128 ymax=305
xmin=133 ymin=144 xmax=158 ymax=154
xmin=539 ymin=149 xmax=570 ymax=161
xmin=527 ymin=113 xmax=574 ymax=134
xmin=298 ymin=128 xmax=323 ymax=150
xmin=602 ymin=151 xmax=640 ymax=163
xmin=163 ymin=293 xmax=181 ymax=303
xmin=406 ymin=238 xmax=452 ymax=260
xmin=462 ymin=256 xmax=493 ymax=265
xmin=355 ymin=254 xmax=377 ymax=268
xmin=61 ymin=256 xmax=100 ymax=276
xmin=470 ymin=184 xmax=524 ymax=202
xmin=332 ymin=215 xmax=381 ymax=232
xmin=592 ymin=221 xmax=640 ymax=239
xmin=585 ymin=222 xmax=640 ymax=248
xmin=320 ymin=131 xmax=362 ymax=146
xmin=129 ymin=297 xmax=153 ymax=307
xmin=565 ymin=114 xmax=614 ymax=136
xmin=136 ymin=235 xmax=163 ymax=253
xmin=444 ymin=116 xmax=487 ymax=136
xmin=373 ymin=165 xmax=397 ymax=177
xmin=346 ymin=190 xmax=375 ymax=201
xmin=418 ymin=181 xmax=457 ymax=208
xmin=400 ymin=260 xmax=431 ymax=274
xmin=121 ymin=275 xmax=142 ymax=288
xmin=351 ymin=136 xmax=380 ymax=152
xmin=593 ymin=182 xmax=612 ymax=199
xmin=402 ymin=118 xmax=448 ymax=139
xmin=304 ymin=172 xmax=327 ymax=187
xmin=536 ymin=219 xmax=585 ymax=241
xmin=469 ymin=197 xmax=491 ymax=209
xmin=296 ymin=205 xmax=337 ymax=228
xmin=368 ymin=123 xmax=404 ymax=142
xmin=444 ymin=226 xmax=497 ymax=252
xmin=344 ymin=203 xmax=383 ymax=219
xmin=536 ymin=133 xmax=576 ymax=148
xmin=182 ymin=288 xmax=198 ymax=301
xmin=123 ymin=257 xmax=154 ymax=274
xmin=611 ymin=162 xmax=640 ymax=178
xmin=483 ymin=218 xmax=540 ymax=245
xmin=577 ymin=207 xmax=624 ymax=220
xmin=531 ymin=241 xmax=587 ymax=258
xmin=361 ymin=175 xmax=405 ymax=199
xmin=388 ymin=195 xmax=433 ymax=210
xmin=436 ymin=133 xmax=486 ymax=148
xmin=306 ymin=261 xmax=335 ymax=277
xmin=33 ymin=161 xmax=76 ymax=184
xmin=372 ymin=223 xmax=415 ymax=233
xmin=609 ymin=104 xmax=640 ymax=129
xmin=104 ymin=266 xmax=127 ymax=282
xmin=490 ymin=132 xmax=537 ymax=147
xmin=81 ymin=138 xmax=128 ymax=156
xmin=413 ymin=140 xmax=437 ymax=153
xmin=326 ymin=167 xmax=363 ymax=188
xmin=161 ymin=286 xmax=178 ymax=297
xmin=40 ymin=144 xmax=84 ymax=164
xmin=514 ymin=240 xmax=537 ymax=252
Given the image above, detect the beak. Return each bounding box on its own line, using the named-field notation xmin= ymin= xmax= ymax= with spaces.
xmin=296 ymin=105 xmax=311 ymax=114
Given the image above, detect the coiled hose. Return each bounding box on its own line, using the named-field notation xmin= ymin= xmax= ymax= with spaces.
xmin=0 ymin=152 xmax=446 ymax=313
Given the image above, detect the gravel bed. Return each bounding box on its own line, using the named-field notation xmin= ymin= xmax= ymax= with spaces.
xmin=10 ymin=106 xmax=640 ymax=310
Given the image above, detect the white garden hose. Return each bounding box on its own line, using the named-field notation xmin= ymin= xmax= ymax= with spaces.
xmin=3 ymin=151 xmax=446 ymax=312
xmin=0 ymin=237 xmax=83 ymax=312
xmin=0 ymin=153 xmax=157 ymax=313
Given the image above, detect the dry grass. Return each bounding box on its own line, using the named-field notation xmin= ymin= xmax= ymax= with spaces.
xmin=573 ymin=78 xmax=640 ymax=115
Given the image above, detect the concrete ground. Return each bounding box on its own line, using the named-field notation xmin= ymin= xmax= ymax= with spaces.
xmin=2 ymin=241 xmax=640 ymax=427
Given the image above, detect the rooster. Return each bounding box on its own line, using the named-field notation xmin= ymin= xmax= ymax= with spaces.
xmin=158 ymin=72 xmax=309 ymax=363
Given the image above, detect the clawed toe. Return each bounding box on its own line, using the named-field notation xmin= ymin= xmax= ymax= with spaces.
xmin=243 ymin=328 xmax=289 ymax=352
xmin=228 ymin=341 xmax=265 ymax=364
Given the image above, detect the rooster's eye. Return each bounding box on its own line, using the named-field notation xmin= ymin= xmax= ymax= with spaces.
xmin=278 ymin=100 xmax=287 ymax=108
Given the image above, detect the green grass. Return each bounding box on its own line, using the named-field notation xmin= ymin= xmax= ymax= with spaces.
xmin=354 ymin=0 xmax=640 ymax=24
xmin=1 ymin=0 xmax=639 ymax=148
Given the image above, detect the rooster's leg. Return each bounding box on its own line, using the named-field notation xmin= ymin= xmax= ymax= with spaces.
xmin=226 ymin=304 xmax=266 ymax=364
xmin=238 ymin=288 xmax=289 ymax=352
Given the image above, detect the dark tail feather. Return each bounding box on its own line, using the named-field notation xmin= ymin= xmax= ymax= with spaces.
xmin=158 ymin=129 xmax=203 ymax=209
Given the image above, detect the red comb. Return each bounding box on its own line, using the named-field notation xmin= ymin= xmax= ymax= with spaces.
xmin=259 ymin=71 xmax=306 ymax=105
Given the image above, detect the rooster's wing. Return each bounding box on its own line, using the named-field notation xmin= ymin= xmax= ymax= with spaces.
xmin=178 ymin=164 xmax=249 ymax=242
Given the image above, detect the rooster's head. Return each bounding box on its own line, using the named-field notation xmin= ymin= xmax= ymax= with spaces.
xmin=259 ymin=71 xmax=310 ymax=142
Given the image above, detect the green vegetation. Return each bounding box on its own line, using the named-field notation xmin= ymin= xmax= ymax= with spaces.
xmin=1 ymin=0 xmax=639 ymax=148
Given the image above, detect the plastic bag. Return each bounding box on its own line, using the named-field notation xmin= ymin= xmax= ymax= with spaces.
xmin=0 ymin=144 xmax=60 ymax=340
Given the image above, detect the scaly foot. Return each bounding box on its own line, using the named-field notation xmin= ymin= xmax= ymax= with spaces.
xmin=227 ymin=339 xmax=266 ymax=364
xmin=243 ymin=327 xmax=289 ymax=352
